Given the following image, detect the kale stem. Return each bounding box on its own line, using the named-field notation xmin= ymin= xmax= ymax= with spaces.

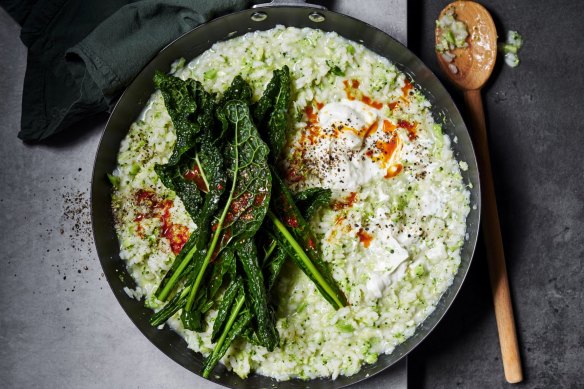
xmin=268 ymin=210 xmax=344 ymax=309
xmin=157 ymin=244 xmax=198 ymax=301
xmin=185 ymin=120 xmax=240 ymax=312
xmin=263 ymin=239 xmax=277 ymax=262
xmin=194 ymin=153 xmax=210 ymax=192
xmin=150 ymin=285 xmax=192 ymax=326
xmin=202 ymin=293 xmax=245 ymax=378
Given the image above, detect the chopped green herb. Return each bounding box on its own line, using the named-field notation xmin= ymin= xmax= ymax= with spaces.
xmin=204 ymin=68 xmax=218 ymax=80
xmin=107 ymin=173 xmax=120 ymax=189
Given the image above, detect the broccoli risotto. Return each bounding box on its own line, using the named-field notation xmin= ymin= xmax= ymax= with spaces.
xmin=111 ymin=26 xmax=470 ymax=380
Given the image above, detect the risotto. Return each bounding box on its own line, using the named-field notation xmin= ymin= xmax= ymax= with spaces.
xmin=111 ymin=26 xmax=470 ymax=380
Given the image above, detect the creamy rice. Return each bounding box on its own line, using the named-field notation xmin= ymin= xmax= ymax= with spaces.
xmin=111 ymin=26 xmax=470 ymax=380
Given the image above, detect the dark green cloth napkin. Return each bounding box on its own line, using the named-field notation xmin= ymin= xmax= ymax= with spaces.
xmin=1 ymin=0 xmax=249 ymax=141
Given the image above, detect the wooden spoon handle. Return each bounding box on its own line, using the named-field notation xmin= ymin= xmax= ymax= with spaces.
xmin=463 ymin=89 xmax=523 ymax=383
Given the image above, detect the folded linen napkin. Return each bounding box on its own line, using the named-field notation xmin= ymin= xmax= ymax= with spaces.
xmin=1 ymin=0 xmax=249 ymax=141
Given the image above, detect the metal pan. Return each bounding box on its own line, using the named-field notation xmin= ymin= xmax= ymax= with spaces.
xmin=91 ymin=3 xmax=481 ymax=388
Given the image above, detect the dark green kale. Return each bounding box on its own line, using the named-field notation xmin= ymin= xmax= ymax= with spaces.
xmin=183 ymin=100 xmax=271 ymax=315
xmin=259 ymin=237 xmax=287 ymax=291
xmin=152 ymin=69 xmax=220 ymax=219
xmin=211 ymin=277 xmax=243 ymax=342
xmin=265 ymin=247 xmax=287 ymax=291
xmin=150 ymin=284 xmax=191 ymax=327
xmin=208 ymin=248 xmax=237 ymax=300
xmin=219 ymin=75 xmax=253 ymax=105
xmin=267 ymin=169 xmax=348 ymax=310
xmin=216 ymin=75 xmax=253 ymax=139
xmin=235 ymin=239 xmax=278 ymax=351
xmin=153 ymin=71 xmax=215 ymax=165
xmin=202 ymin=295 xmax=251 ymax=378
xmin=148 ymin=69 xmax=347 ymax=379
xmin=293 ymin=187 xmax=332 ymax=221
xmin=154 ymin=132 xmax=226 ymax=302
xmin=253 ymin=66 xmax=291 ymax=161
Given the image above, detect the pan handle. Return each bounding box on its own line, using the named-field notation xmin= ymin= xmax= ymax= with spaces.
xmin=253 ymin=0 xmax=326 ymax=10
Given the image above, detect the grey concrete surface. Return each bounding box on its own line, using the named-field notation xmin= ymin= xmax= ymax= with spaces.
xmin=0 ymin=9 xmax=221 ymax=389
xmin=0 ymin=1 xmax=409 ymax=389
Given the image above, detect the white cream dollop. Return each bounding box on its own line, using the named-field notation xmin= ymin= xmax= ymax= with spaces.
xmin=365 ymin=235 xmax=410 ymax=299
xmin=318 ymin=100 xmax=377 ymax=131
xmin=303 ymin=100 xmax=387 ymax=191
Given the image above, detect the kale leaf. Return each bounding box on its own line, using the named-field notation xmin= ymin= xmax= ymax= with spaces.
xmin=235 ymin=238 xmax=278 ymax=351
xmin=216 ymin=75 xmax=253 ymax=139
xmin=153 ymin=71 xmax=215 ymax=166
xmin=294 ymin=187 xmax=332 ymax=221
xmin=253 ymin=66 xmax=291 ymax=161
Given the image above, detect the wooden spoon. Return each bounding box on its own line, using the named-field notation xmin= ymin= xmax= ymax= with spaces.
xmin=435 ymin=1 xmax=523 ymax=384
